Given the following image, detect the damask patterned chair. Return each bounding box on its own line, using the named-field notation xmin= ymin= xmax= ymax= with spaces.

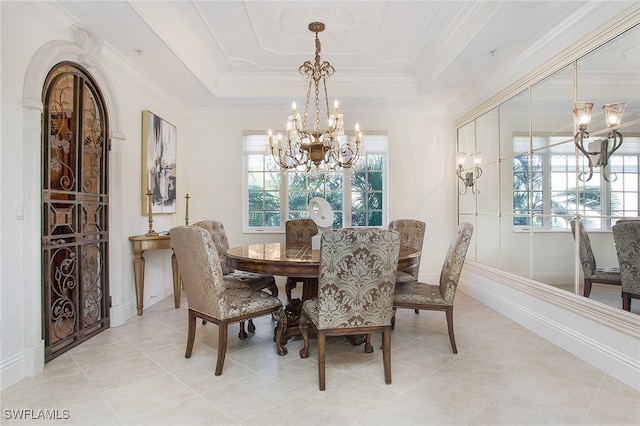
xmin=393 ymin=222 xmax=473 ymax=354
xmin=299 ymin=228 xmax=400 ymax=390
xmin=570 ymin=219 xmax=621 ymax=298
xmin=389 ymin=219 xmax=426 ymax=314
xmin=612 ymin=221 xmax=640 ymax=311
xmin=169 ymin=226 xmax=283 ymax=375
xmin=284 ymin=219 xmax=318 ymax=302
xmin=193 ymin=220 xmax=278 ymax=335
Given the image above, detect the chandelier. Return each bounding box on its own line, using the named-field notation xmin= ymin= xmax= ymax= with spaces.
xmin=268 ymin=22 xmax=362 ymax=171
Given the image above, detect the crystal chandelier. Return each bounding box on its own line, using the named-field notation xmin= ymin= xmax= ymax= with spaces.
xmin=268 ymin=22 xmax=362 ymax=171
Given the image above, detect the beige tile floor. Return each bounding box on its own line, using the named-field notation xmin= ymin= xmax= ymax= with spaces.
xmin=2 ymin=285 xmax=639 ymax=426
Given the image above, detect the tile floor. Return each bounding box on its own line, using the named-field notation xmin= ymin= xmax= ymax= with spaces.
xmin=2 ymin=283 xmax=639 ymax=426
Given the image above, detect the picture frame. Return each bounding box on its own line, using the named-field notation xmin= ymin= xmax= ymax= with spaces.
xmin=141 ymin=110 xmax=177 ymax=214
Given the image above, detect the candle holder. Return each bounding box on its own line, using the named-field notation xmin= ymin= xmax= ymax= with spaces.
xmin=185 ymin=193 xmax=191 ymax=225
xmin=146 ymin=190 xmax=158 ymax=236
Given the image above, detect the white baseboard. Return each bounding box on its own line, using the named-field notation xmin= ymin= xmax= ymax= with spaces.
xmin=111 ymin=286 xmax=172 ymax=327
xmin=1 ymin=353 xmax=25 ymax=391
xmin=460 ymin=261 xmax=640 ymax=391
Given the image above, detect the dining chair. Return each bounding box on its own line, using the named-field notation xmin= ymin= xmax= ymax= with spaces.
xmin=284 ymin=218 xmax=318 ymax=302
xmin=194 ymin=219 xmax=279 ymax=336
xmin=169 ymin=226 xmax=283 ymax=375
xmin=389 ymin=219 xmax=426 ymax=314
xmin=612 ymin=220 xmax=640 ymax=311
xmin=392 ymin=222 xmax=473 ymax=354
xmin=299 ymin=228 xmax=400 ymax=390
xmin=570 ymin=219 xmax=621 ymax=298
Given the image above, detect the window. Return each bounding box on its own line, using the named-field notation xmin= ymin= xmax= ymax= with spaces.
xmin=512 ymin=137 xmax=640 ymax=231
xmin=243 ymin=133 xmax=388 ymax=232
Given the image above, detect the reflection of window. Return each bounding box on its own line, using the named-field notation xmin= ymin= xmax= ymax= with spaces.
xmin=513 ymin=142 xmax=640 ymax=230
xmin=243 ymin=134 xmax=388 ymax=232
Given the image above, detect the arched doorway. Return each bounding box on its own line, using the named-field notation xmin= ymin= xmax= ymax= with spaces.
xmin=41 ymin=62 xmax=110 ymax=361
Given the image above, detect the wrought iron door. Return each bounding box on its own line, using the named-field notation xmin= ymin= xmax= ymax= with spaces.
xmin=42 ymin=63 xmax=110 ymax=361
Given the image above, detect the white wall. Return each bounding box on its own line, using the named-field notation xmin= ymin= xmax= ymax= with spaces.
xmin=0 ymin=2 xmax=456 ymax=389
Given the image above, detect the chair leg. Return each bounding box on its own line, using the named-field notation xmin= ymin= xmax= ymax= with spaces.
xmin=382 ymin=329 xmax=391 ymax=385
xmin=215 ymin=323 xmax=229 ymax=376
xmin=185 ymin=310 xmax=197 ymax=358
xmin=299 ymin=312 xmax=310 ymax=358
xmin=318 ymin=331 xmax=326 ymax=391
xmin=445 ymin=307 xmax=457 ymax=354
xmin=391 ymin=307 xmax=397 ymax=330
xmin=364 ymin=334 xmax=373 ymax=353
xmin=247 ymin=319 xmax=256 ymax=333
xmin=414 ymin=309 xmax=419 ymax=314
xmin=622 ymin=292 xmax=631 ymax=311
xmin=583 ymin=279 xmax=592 ymax=297
xmin=238 ymin=321 xmax=248 ymax=339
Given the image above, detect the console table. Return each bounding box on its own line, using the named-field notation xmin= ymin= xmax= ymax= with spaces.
xmin=129 ymin=233 xmax=181 ymax=315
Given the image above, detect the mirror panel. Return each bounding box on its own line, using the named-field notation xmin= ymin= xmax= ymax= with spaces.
xmin=458 ymin=22 xmax=639 ymax=313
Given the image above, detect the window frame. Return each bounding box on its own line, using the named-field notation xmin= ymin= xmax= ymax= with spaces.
xmin=243 ymin=132 xmax=388 ymax=233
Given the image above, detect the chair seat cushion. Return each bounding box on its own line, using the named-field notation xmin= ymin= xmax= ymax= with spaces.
xmin=394 ymin=281 xmax=449 ymax=306
xmin=224 ymin=287 xmax=282 ymax=319
xmin=395 ymin=270 xmax=417 ymax=283
xmin=224 ymin=271 xmax=275 ymax=290
xmin=301 ymin=298 xmax=319 ymax=326
xmin=590 ymin=268 xmax=621 ymax=282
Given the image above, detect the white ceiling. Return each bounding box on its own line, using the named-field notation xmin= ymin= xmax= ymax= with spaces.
xmin=49 ymin=1 xmax=636 ymax=115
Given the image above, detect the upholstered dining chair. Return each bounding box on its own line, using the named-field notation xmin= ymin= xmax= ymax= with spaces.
xmin=284 ymin=218 xmax=318 ymax=302
xmin=299 ymin=228 xmax=400 ymax=390
xmin=193 ymin=220 xmax=278 ymax=336
xmin=570 ymin=219 xmax=621 ymax=298
xmin=612 ymin=221 xmax=640 ymax=311
xmin=169 ymin=226 xmax=283 ymax=376
xmin=392 ymin=222 xmax=473 ymax=354
xmin=389 ymin=219 xmax=426 ymax=314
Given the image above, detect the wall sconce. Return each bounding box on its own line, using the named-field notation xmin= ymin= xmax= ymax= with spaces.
xmin=456 ymin=152 xmax=482 ymax=195
xmin=573 ymin=101 xmax=626 ymax=182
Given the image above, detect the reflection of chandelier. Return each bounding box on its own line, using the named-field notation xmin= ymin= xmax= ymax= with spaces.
xmin=268 ymin=22 xmax=362 ymax=171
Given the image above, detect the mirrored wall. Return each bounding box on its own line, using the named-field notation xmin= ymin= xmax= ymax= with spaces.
xmin=457 ymin=22 xmax=639 ymax=313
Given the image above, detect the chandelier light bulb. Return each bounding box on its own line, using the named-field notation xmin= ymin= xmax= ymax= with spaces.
xmin=573 ymin=102 xmax=594 ymax=129
xmin=603 ymin=102 xmax=627 ymax=127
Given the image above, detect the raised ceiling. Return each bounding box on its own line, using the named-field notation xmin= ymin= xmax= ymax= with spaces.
xmin=48 ymin=1 xmax=636 ymax=115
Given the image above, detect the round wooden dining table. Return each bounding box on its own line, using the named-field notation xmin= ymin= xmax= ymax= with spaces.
xmin=226 ymin=242 xmax=420 ymax=355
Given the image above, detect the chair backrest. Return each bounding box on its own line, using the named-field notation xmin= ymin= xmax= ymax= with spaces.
xmin=388 ymin=219 xmax=426 ymax=280
xmin=193 ymin=220 xmax=234 ymax=275
xmin=570 ymin=219 xmax=596 ymax=277
xmin=285 ymin=218 xmax=318 ymax=248
xmin=317 ymin=228 xmax=400 ymax=329
xmin=438 ymin=222 xmax=474 ymax=303
xmin=169 ymin=226 xmax=227 ymax=319
xmin=612 ymin=221 xmax=640 ymax=295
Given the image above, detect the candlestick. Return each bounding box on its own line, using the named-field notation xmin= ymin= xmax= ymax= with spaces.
xmin=185 ymin=193 xmax=191 ymax=225
xmin=145 ymin=190 xmax=158 ymax=236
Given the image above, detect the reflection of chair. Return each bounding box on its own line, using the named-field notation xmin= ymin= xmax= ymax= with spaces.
xmin=570 ymin=219 xmax=621 ymax=298
xmin=299 ymin=228 xmax=400 ymax=391
xmin=389 ymin=219 xmax=426 ymax=314
xmin=389 ymin=219 xmax=426 ymax=283
xmin=612 ymin=221 xmax=640 ymax=311
xmin=193 ymin=220 xmax=278 ymax=335
xmin=169 ymin=226 xmax=283 ymax=375
xmin=284 ymin=219 xmax=318 ymax=302
xmin=393 ymin=222 xmax=473 ymax=354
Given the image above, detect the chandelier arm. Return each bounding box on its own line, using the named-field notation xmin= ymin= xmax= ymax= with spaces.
xmin=607 ymin=130 xmax=623 ymax=156
xmin=574 ymin=130 xmax=595 ymax=182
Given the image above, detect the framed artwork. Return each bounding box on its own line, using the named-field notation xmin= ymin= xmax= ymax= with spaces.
xmin=141 ymin=110 xmax=177 ymax=214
